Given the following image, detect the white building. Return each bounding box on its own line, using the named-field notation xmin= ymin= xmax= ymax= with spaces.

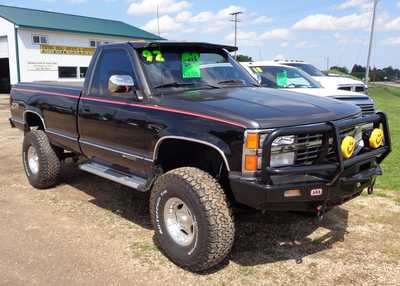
xmin=0 ymin=5 xmax=162 ymax=92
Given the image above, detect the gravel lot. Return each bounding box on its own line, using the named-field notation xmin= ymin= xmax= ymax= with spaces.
xmin=0 ymin=95 xmax=399 ymax=285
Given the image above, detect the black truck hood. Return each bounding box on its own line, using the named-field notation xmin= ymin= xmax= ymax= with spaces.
xmin=155 ymin=87 xmax=361 ymax=129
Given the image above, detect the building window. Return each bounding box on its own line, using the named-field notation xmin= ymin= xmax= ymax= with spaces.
xmin=89 ymin=40 xmax=97 ymax=47
xmin=80 ymin=67 xmax=88 ymax=78
xmin=58 ymin=67 xmax=77 ymax=79
xmin=40 ymin=36 xmax=48 ymax=44
xmin=32 ymin=34 xmax=48 ymax=45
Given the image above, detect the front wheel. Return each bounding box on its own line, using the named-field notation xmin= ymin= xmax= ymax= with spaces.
xmin=22 ymin=130 xmax=61 ymax=189
xmin=150 ymin=167 xmax=234 ymax=272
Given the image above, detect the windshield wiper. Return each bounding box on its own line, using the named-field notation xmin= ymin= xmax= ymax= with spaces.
xmin=154 ymin=82 xmax=196 ymax=89
xmin=217 ymin=79 xmax=246 ymax=86
xmin=154 ymin=82 xmax=220 ymax=89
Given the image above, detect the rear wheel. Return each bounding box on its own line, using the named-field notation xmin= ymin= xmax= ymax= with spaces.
xmin=22 ymin=130 xmax=61 ymax=189
xmin=150 ymin=167 xmax=234 ymax=272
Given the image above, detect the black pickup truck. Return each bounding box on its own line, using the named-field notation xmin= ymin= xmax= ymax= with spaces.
xmin=9 ymin=41 xmax=391 ymax=272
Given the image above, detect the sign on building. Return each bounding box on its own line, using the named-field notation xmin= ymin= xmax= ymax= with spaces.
xmin=40 ymin=44 xmax=96 ymax=55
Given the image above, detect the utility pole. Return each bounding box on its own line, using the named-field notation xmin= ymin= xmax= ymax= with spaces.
xmin=326 ymin=57 xmax=330 ymax=71
xmin=157 ymin=4 xmax=160 ymax=36
xmin=230 ymin=11 xmax=242 ymax=59
xmin=365 ymin=0 xmax=378 ymax=84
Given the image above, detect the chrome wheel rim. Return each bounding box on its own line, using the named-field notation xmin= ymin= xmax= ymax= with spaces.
xmin=27 ymin=146 xmax=39 ymax=175
xmin=164 ymin=197 xmax=197 ymax=247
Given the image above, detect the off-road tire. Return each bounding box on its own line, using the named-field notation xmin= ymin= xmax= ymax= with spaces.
xmin=22 ymin=130 xmax=61 ymax=189
xmin=150 ymin=167 xmax=234 ymax=272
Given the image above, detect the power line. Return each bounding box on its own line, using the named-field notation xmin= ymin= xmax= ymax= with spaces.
xmin=230 ymin=11 xmax=242 ymax=59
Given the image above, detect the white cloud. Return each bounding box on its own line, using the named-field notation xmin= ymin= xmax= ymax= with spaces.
xmin=382 ymin=37 xmax=400 ymax=46
xmin=252 ymin=15 xmax=273 ymax=24
xmin=295 ymin=41 xmax=319 ymax=49
xmin=280 ymin=42 xmax=288 ymax=48
xmin=141 ymin=15 xmax=182 ymax=35
xmin=274 ymin=54 xmax=286 ymax=60
xmin=225 ymin=31 xmax=261 ymax=47
xmin=333 ymin=32 xmax=367 ymax=45
xmin=398 ymin=1 xmax=400 ymax=8
xmin=190 ymin=11 xmax=213 ymax=23
xmin=128 ymin=0 xmax=190 ymax=16
xmin=260 ymin=28 xmax=291 ymax=40
xmin=293 ymin=13 xmax=370 ymax=30
xmin=336 ymin=0 xmax=367 ymax=10
xmin=385 ymin=17 xmax=400 ymax=30
xmin=175 ymin=11 xmax=192 ymax=22
xmin=217 ymin=5 xmax=245 ymax=19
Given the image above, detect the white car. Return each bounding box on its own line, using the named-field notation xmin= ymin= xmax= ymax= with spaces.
xmin=241 ymin=61 xmax=375 ymax=116
xmin=274 ymin=60 xmax=367 ymax=94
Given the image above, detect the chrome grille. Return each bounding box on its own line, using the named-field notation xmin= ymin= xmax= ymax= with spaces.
xmin=358 ymin=104 xmax=375 ymax=116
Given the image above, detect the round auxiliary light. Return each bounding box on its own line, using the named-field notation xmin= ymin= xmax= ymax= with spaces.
xmin=369 ymin=128 xmax=384 ymax=149
xmin=341 ymin=136 xmax=356 ymax=159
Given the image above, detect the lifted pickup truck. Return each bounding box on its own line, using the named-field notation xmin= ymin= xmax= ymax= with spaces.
xmin=9 ymin=41 xmax=391 ymax=272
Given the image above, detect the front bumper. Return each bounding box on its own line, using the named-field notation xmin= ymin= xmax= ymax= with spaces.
xmin=229 ymin=112 xmax=391 ymax=211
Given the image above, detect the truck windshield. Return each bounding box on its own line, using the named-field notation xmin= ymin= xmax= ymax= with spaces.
xmin=250 ymin=66 xmax=322 ymax=89
xmin=285 ymin=63 xmax=326 ymax=77
xmin=137 ymin=47 xmax=256 ymax=93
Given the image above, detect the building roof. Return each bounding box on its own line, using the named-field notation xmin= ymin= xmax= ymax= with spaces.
xmin=0 ymin=4 xmax=163 ymax=40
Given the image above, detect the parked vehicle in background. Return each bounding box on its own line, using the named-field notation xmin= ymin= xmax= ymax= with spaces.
xmin=241 ymin=61 xmax=375 ymax=116
xmin=9 ymin=41 xmax=391 ymax=272
xmin=275 ymin=60 xmax=368 ymax=94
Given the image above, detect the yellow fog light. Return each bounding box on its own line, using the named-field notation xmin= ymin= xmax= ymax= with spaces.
xmin=341 ymin=136 xmax=356 ymax=159
xmin=369 ymin=128 xmax=384 ymax=149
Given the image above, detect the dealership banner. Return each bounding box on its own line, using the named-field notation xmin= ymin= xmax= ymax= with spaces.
xmin=40 ymin=44 xmax=96 ymax=55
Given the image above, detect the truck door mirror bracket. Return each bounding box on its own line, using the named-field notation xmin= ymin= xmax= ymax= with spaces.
xmin=108 ymin=75 xmax=135 ymax=94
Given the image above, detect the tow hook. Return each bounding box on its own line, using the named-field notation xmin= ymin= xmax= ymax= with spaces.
xmin=367 ymin=179 xmax=376 ymax=195
xmin=316 ymin=205 xmax=324 ymax=221
xmin=367 ymin=183 xmax=374 ymax=195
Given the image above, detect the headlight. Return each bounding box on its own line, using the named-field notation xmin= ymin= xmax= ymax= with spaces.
xmin=243 ymin=133 xmax=296 ymax=174
xmin=271 ymin=152 xmax=295 ymax=167
xmin=271 ymin=136 xmax=295 ymax=167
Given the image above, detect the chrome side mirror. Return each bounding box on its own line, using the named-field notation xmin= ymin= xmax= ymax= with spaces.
xmin=255 ymin=73 xmax=262 ymax=85
xmin=108 ymin=75 xmax=135 ymax=93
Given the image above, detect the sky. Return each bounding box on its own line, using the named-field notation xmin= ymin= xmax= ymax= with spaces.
xmin=2 ymin=0 xmax=400 ymax=70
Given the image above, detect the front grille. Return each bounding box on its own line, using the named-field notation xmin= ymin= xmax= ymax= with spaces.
xmin=294 ymin=126 xmax=356 ymax=165
xmin=355 ymin=86 xmax=365 ymax=93
xmin=338 ymin=85 xmax=365 ymax=93
xmin=358 ymin=103 xmax=375 ymax=116
xmin=294 ymin=134 xmax=323 ymax=165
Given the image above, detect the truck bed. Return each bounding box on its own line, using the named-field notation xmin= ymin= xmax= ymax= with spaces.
xmin=15 ymin=81 xmax=83 ymax=92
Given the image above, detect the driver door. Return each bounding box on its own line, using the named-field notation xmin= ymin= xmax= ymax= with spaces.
xmin=78 ymin=46 xmax=151 ymax=177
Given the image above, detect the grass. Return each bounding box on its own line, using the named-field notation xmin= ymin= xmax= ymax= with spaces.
xmin=368 ymin=85 xmax=400 ymax=191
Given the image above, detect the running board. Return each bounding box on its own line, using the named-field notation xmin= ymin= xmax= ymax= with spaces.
xmin=79 ymin=162 xmax=147 ymax=191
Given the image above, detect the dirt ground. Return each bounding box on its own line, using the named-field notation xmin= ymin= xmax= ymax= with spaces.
xmin=0 ymin=95 xmax=399 ymax=286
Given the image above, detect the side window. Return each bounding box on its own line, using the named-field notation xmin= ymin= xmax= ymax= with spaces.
xmin=90 ymin=49 xmax=136 ymax=97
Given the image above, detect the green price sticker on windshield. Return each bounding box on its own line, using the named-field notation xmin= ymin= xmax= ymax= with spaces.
xmin=276 ymin=70 xmax=288 ymax=87
xmin=142 ymin=49 xmax=165 ymax=62
xmin=182 ymin=52 xmax=201 ymax=79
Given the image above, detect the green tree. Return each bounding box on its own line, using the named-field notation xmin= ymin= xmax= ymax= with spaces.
xmin=236 ymin=54 xmax=252 ymax=62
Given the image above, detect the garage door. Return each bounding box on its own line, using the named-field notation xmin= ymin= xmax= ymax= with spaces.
xmin=0 ymin=36 xmax=8 ymax=58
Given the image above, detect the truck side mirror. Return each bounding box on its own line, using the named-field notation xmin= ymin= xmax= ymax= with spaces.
xmin=255 ymin=73 xmax=262 ymax=85
xmin=108 ymin=75 xmax=135 ymax=94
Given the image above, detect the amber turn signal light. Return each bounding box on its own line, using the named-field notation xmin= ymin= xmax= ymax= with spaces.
xmin=246 ymin=133 xmax=259 ymax=149
xmin=244 ymin=155 xmax=258 ymax=171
